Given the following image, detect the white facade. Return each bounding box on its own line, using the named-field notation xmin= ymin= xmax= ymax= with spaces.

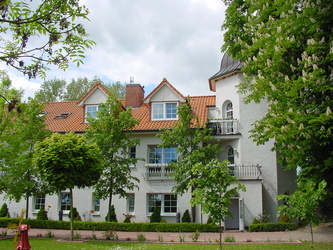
xmin=0 ymin=56 xmax=296 ymax=230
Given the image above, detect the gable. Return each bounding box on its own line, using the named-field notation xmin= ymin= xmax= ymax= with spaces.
xmin=82 ymin=88 xmax=108 ymax=105
xmin=150 ymin=84 xmax=183 ymax=102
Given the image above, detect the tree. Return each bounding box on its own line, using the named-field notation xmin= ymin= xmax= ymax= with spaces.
xmin=0 ymin=98 xmax=51 ymax=218
xmin=222 ymin=0 xmax=333 ymax=218
xmin=34 ymin=78 xmax=67 ymax=102
xmin=0 ymin=0 xmax=95 ymax=78
xmin=150 ymin=206 xmax=161 ymax=223
xmin=181 ymin=209 xmax=191 ymax=223
xmin=104 ymin=81 xmax=126 ymax=99
xmin=85 ymin=95 xmax=140 ymax=222
xmin=189 ymin=159 xmax=245 ymax=250
xmin=33 ymin=132 xmax=103 ymax=240
xmin=158 ymin=99 xmax=222 ymax=222
xmin=63 ymin=77 xmax=95 ymax=101
xmin=277 ymin=180 xmax=327 ymax=248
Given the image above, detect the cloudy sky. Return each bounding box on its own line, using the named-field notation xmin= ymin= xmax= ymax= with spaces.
xmin=6 ymin=0 xmax=226 ymax=100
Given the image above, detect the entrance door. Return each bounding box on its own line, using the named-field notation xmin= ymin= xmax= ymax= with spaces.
xmin=225 ymin=198 xmax=239 ymax=230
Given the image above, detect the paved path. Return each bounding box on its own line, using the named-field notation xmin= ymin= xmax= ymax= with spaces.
xmin=5 ymin=226 xmax=333 ymax=243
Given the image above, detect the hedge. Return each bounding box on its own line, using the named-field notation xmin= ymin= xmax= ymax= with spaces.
xmin=0 ymin=218 xmax=220 ymax=232
xmin=248 ymin=222 xmax=298 ymax=232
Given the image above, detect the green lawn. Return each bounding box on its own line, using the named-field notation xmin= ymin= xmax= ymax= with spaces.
xmin=0 ymin=238 xmax=332 ymax=250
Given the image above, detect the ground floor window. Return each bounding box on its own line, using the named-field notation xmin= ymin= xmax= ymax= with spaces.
xmin=93 ymin=198 xmax=100 ymax=212
xmin=147 ymin=194 xmax=177 ymax=214
xmin=60 ymin=192 xmax=70 ymax=211
xmin=34 ymin=195 xmax=45 ymax=210
xmin=127 ymin=194 xmax=135 ymax=213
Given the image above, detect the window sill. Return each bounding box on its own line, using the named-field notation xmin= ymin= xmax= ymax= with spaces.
xmin=147 ymin=213 xmax=177 ymax=217
xmin=92 ymin=212 xmax=100 ymax=216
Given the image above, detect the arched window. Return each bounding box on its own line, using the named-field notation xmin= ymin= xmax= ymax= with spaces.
xmin=225 ymin=102 xmax=233 ymax=119
xmin=227 ymin=147 xmax=235 ymax=164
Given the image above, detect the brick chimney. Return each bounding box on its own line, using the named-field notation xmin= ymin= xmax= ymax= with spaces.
xmin=125 ymin=84 xmax=145 ymax=108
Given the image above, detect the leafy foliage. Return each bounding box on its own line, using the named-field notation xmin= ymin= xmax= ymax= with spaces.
xmin=181 ymin=209 xmax=191 ymax=223
xmin=150 ymin=207 xmax=161 ymax=223
xmin=36 ymin=209 xmax=48 ymax=220
xmin=68 ymin=207 xmax=81 ymax=221
xmin=105 ymin=205 xmax=118 ymax=222
xmin=0 ymin=203 xmax=9 ymax=217
xmin=248 ymin=222 xmax=298 ymax=232
xmin=85 ymin=95 xmax=140 ymax=221
xmin=222 ymin=0 xmax=333 ymax=218
xmin=0 ymin=0 xmax=95 ymax=78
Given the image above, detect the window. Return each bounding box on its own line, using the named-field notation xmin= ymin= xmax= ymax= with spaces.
xmin=148 ymin=194 xmax=177 ymax=214
xmin=227 ymin=147 xmax=235 ymax=164
xmin=60 ymin=192 xmax=70 ymax=211
xmin=127 ymin=194 xmax=135 ymax=213
xmin=152 ymin=103 xmax=177 ymax=120
xmin=129 ymin=146 xmax=136 ymax=159
xmin=225 ymin=102 xmax=233 ymax=119
xmin=93 ymin=198 xmax=100 ymax=212
xmin=34 ymin=195 xmax=45 ymax=210
xmin=148 ymin=146 xmax=177 ymax=164
xmin=85 ymin=105 xmax=100 ymax=121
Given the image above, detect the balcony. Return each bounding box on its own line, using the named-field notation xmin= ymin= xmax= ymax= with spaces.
xmin=144 ymin=163 xmax=262 ymax=181
xmin=144 ymin=164 xmax=174 ymax=180
xmin=207 ymin=119 xmax=240 ymax=135
xmin=228 ymin=164 xmax=262 ymax=180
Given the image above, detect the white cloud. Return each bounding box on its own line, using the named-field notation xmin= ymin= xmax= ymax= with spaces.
xmin=6 ymin=0 xmax=226 ymax=99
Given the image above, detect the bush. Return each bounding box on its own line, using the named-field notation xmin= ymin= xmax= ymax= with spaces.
xmin=206 ymin=216 xmax=213 ymax=224
xmin=279 ymin=214 xmax=291 ymax=223
xmin=252 ymin=218 xmax=260 ymax=224
xmin=36 ymin=209 xmax=48 ymax=220
xmin=248 ymin=222 xmax=298 ymax=232
xmin=150 ymin=207 xmax=161 ymax=223
xmin=0 ymin=203 xmax=10 ymax=217
xmin=105 ymin=205 xmax=117 ymax=222
xmin=68 ymin=207 xmax=81 ymax=221
xmin=182 ymin=209 xmax=191 ymax=223
xmin=0 ymin=218 xmax=221 ymax=232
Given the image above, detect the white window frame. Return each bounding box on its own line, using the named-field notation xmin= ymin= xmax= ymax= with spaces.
xmin=152 ymin=102 xmax=178 ymax=121
xmin=34 ymin=195 xmax=46 ymax=211
xmin=60 ymin=192 xmax=71 ymax=212
xmin=148 ymin=146 xmax=177 ymax=164
xmin=225 ymin=102 xmax=233 ymax=119
xmin=147 ymin=194 xmax=177 ymax=215
xmin=227 ymin=147 xmax=235 ymax=165
xmin=127 ymin=193 xmax=135 ymax=214
xmin=85 ymin=105 xmax=100 ymax=122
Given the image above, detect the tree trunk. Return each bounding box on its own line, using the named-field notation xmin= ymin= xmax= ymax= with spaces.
xmin=108 ymin=192 xmax=113 ymax=222
xmin=310 ymin=223 xmax=314 ymax=248
xmin=191 ymin=186 xmax=196 ymax=223
xmin=70 ymin=188 xmax=74 ymax=241
xmin=219 ymin=220 xmax=223 ymax=250
xmin=25 ymin=195 xmax=29 ymax=219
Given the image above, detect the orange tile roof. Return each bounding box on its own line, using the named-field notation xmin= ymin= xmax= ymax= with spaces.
xmin=43 ymin=82 xmax=216 ymax=133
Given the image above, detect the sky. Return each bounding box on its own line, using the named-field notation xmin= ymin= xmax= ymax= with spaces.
xmin=5 ymin=0 xmax=226 ymax=100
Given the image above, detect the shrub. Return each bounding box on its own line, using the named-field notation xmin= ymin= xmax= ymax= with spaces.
xmin=160 ymin=219 xmax=167 ymax=223
xmin=182 ymin=209 xmax=191 ymax=223
xmin=206 ymin=216 xmax=213 ymax=224
xmin=0 ymin=203 xmax=9 ymax=217
xmin=256 ymin=212 xmax=270 ymax=223
xmin=150 ymin=207 xmax=161 ymax=223
xmin=224 ymin=235 xmax=235 ymax=242
xmin=248 ymin=222 xmax=298 ymax=232
xmin=105 ymin=205 xmax=117 ymax=222
xmin=252 ymin=218 xmax=260 ymax=224
xmin=123 ymin=214 xmax=132 ymax=223
xmin=36 ymin=208 xmax=48 ymax=220
xmin=68 ymin=207 xmax=81 ymax=221
xmin=279 ymin=214 xmax=291 ymax=223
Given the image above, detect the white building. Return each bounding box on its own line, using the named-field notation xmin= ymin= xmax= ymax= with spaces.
xmin=1 ymin=54 xmax=296 ymax=230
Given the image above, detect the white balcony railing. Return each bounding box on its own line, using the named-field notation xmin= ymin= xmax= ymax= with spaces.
xmin=144 ymin=164 xmax=174 ymax=180
xmin=228 ymin=164 xmax=262 ymax=179
xmin=144 ymin=163 xmax=262 ymax=180
xmin=207 ymin=120 xmax=240 ymax=135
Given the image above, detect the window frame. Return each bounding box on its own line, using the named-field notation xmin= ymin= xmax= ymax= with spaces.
xmin=148 ymin=146 xmax=177 ymax=164
xmin=34 ymin=195 xmax=46 ymax=211
xmin=147 ymin=193 xmax=177 ymax=215
xmin=85 ymin=105 xmax=100 ymax=122
xmin=60 ymin=192 xmax=71 ymax=212
xmin=127 ymin=193 xmax=135 ymax=214
xmin=151 ymin=102 xmax=178 ymax=121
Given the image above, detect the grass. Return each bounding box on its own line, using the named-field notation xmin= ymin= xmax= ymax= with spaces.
xmin=0 ymin=238 xmax=332 ymax=250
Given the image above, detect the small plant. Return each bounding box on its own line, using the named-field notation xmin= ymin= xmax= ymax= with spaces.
xmin=160 ymin=219 xmax=167 ymax=223
xmin=74 ymin=231 xmax=81 ymax=240
xmin=68 ymin=207 xmax=82 ymax=221
xmin=44 ymin=230 xmax=54 ymax=238
xmin=150 ymin=206 xmax=161 ymax=223
xmin=137 ymin=233 xmax=146 ymax=242
xmin=0 ymin=203 xmax=10 ymax=217
xmin=190 ymin=230 xmax=200 ymax=242
xmin=206 ymin=216 xmax=214 ymax=224
xmin=179 ymin=234 xmax=185 ymax=242
xmin=123 ymin=213 xmax=133 ymax=223
xmin=158 ymin=234 xmax=164 ymax=242
xmin=224 ymin=235 xmax=235 ymax=242
xmin=102 ymin=226 xmax=118 ymax=240
xmin=182 ymin=209 xmax=191 ymax=223
xmin=279 ymin=214 xmax=291 ymax=223
xmin=256 ymin=211 xmax=270 ymax=223
xmin=91 ymin=234 xmax=97 ymax=240
xmin=105 ymin=205 xmax=117 ymax=222
xmin=36 ymin=208 xmax=48 ymax=220
xmin=1 ymin=229 xmax=7 ymax=236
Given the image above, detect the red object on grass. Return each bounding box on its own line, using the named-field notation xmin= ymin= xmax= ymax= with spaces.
xmin=16 ymin=224 xmax=31 ymax=250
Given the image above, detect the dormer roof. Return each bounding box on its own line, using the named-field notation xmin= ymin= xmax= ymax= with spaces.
xmin=77 ymin=82 xmax=109 ymax=106
xmin=208 ymin=53 xmax=243 ymax=92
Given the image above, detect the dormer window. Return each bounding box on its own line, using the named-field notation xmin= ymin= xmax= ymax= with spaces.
xmin=85 ymin=105 xmax=100 ymax=121
xmin=152 ymin=102 xmax=178 ymax=121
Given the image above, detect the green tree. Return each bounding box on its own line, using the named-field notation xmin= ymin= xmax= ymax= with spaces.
xmin=0 ymin=0 xmax=95 ymax=78
xmin=0 ymin=203 xmax=9 ymax=217
xmin=63 ymin=77 xmax=95 ymax=101
xmin=189 ymin=159 xmax=245 ymax=250
xmin=85 ymin=95 xmax=140 ymax=222
xmin=33 ymin=132 xmax=103 ymax=240
xmin=222 ymin=0 xmax=333 ymax=217
xmin=277 ymin=180 xmax=327 ymax=248
xmin=158 ymin=99 xmax=222 ymax=222
xmin=104 ymin=81 xmax=126 ymax=99
xmin=34 ymin=78 xmax=67 ymax=102
xmin=0 ymin=98 xmax=51 ymax=218
xmin=181 ymin=209 xmax=191 ymax=223
xmin=150 ymin=206 xmax=161 ymax=223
